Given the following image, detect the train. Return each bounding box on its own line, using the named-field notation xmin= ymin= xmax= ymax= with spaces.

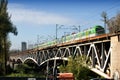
xmin=34 ymin=25 xmax=105 ymax=49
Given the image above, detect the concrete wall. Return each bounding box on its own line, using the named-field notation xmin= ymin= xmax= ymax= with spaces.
xmin=111 ymin=35 xmax=120 ymax=79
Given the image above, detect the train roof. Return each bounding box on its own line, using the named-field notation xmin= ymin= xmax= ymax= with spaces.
xmin=93 ymin=25 xmax=104 ymax=29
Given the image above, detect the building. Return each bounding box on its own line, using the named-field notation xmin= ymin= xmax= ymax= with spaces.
xmin=21 ymin=42 xmax=27 ymax=51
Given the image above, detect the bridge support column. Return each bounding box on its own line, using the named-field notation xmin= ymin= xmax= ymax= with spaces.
xmin=101 ymin=42 xmax=105 ymax=68
xmin=111 ymin=35 xmax=120 ymax=79
xmin=92 ymin=47 xmax=95 ymax=68
xmin=8 ymin=61 xmax=14 ymax=69
xmin=46 ymin=61 xmax=49 ymax=80
xmin=53 ymin=59 xmax=57 ymax=80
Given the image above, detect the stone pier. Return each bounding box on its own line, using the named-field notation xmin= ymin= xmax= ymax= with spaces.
xmin=111 ymin=34 xmax=120 ymax=79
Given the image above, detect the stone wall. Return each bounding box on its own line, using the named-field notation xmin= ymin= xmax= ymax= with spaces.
xmin=111 ymin=35 xmax=120 ymax=79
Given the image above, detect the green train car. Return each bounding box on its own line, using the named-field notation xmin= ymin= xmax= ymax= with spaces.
xmin=34 ymin=25 xmax=105 ymax=49
xmin=61 ymin=25 xmax=105 ymax=43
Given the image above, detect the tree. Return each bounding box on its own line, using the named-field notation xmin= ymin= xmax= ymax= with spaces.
xmin=0 ymin=0 xmax=18 ymax=75
xmin=107 ymin=12 xmax=120 ymax=33
xmin=59 ymin=56 xmax=92 ymax=80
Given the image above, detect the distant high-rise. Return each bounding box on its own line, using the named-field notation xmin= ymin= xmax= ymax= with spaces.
xmin=21 ymin=42 xmax=27 ymax=51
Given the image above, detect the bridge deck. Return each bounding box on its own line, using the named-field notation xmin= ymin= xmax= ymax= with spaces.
xmin=37 ymin=33 xmax=110 ymax=50
xmin=11 ymin=33 xmax=111 ymax=56
xmin=58 ymin=33 xmax=110 ymax=47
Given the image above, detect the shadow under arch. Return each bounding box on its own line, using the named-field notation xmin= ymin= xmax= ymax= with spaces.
xmin=39 ymin=57 xmax=68 ymax=69
xmin=16 ymin=58 xmax=23 ymax=64
xmin=15 ymin=57 xmax=69 ymax=69
xmin=23 ymin=57 xmax=39 ymax=66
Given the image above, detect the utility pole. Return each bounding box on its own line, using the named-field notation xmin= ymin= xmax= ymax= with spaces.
xmin=55 ymin=24 xmax=64 ymax=44
xmin=56 ymin=24 xmax=58 ymax=44
xmin=78 ymin=25 xmax=81 ymax=32
xmin=53 ymin=24 xmax=64 ymax=80
xmin=101 ymin=11 xmax=108 ymax=33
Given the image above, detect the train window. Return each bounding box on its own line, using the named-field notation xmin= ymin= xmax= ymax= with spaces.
xmin=91 ymin=29 xmax=95 ymax=34
xmin=96 ymin=27 xmax=105 ymax=34
xmin=79 ymin=33 xmax=81 ymax=37
xmin=86 ymin=31 xmax=89 ymax=35
xmin=88 ymin=31 xmax=90 ymax=34
xmin=82 ymin=32 xmax=85 ymax=36
xmin=76 ymin=34 xmax=79 ymax=38
xmin=89 ymin=30 xmax=91 ymax=34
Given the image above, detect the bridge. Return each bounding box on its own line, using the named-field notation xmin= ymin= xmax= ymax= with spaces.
xmin=9 ymin=33 xmax=120 ymax=79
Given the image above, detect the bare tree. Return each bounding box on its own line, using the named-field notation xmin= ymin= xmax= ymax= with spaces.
xmin=115 ymin=13 xmax=120 ymax=31
xmin=107 ymin=17 xmax=116 ymax=33
xmin=107 ymin=12 xmax=120 ymax=33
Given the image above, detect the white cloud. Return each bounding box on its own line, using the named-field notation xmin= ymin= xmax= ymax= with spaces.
xmin=8 ymin=3 xmax=75 ymax=25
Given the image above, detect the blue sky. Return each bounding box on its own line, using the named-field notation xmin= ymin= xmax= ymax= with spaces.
xmin=8 ymin=0 xmax=120 ymax=50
